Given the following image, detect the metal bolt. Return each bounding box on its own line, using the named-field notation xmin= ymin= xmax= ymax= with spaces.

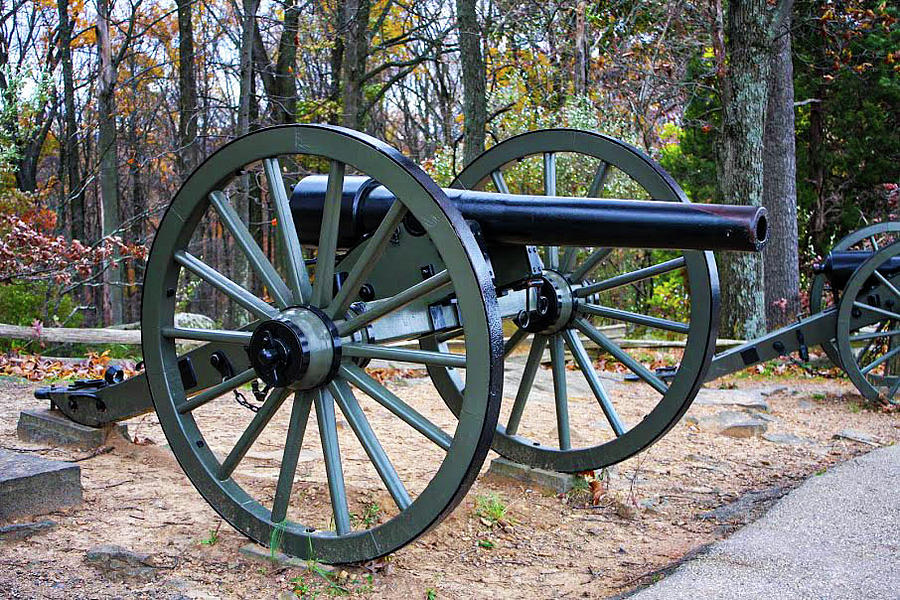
xmin=359 ymin=283 xmax=375 ymax=301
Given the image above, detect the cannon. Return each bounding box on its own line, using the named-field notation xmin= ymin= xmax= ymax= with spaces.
xmin=32 ymin=124 xmax=778 ymax=564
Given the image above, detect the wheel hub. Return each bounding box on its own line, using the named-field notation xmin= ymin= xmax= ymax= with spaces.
xmin=247 ymin=306 xmax=342 ymax=390
xmin=515 ymin=270 xmax=575 ymax=334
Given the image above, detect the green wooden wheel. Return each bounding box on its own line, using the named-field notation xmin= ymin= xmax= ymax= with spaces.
xmin=424 ymin=129 xmax=718 ymax=473
xmin=142 ymin=124 xmax=502 ymax=563
xmin=836 ymin=239 xmax=900 ymax=405
xmin=809 ymin=222 xmax=900 ymax=368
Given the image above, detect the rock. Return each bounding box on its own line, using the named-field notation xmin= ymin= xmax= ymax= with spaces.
xmin=638 ymin=497 xmax=668 ymax=514
xmin=85 ymin=544 xmax=157 ymax=581
xmin=614 ymin=498 xmax=640 ymax=520
xmin=0 ymin=520 xmax=56 ymax=541
xmin=693 ymin=389 xmax=770 ymax=412
xmin=700 ymin=486 xmax=787 ymax=523
xmin=763 ymin=433 xmax=809 ymax=445
xmin=759 ymin=385 xmax=788 ymax=397
xmin=174 ymin=312 xmax=215 ymax=330
xmin=752 ymin=412 xmax=778 ymax=422
xmin=833 ymin=429 xmax=880 ymax=446
xmin=486 ymin=457 xmax=578 ymax=494
xmin=686 ymin=410 xmax=768 ymax=438
xmin=238 ymin=543 xmax=337 ymax=572
xmin=0 ymin=449 xmax=82 ymax=520
xmin=18 ymin=409 xmax=128 ymax=449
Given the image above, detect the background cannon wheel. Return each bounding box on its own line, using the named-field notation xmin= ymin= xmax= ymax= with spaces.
xmin=142 ymin=124 xmax=502 ymax=563
xmin=836 ymin=240 xmax=900 ymax=405
xmin=809 ymin=222 xmax=900 ymax=369
xmin=424 ymin=129 xmax=718 ymax=473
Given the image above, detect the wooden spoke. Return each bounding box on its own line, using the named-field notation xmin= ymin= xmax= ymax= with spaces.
xmin=579 ymin=304 xmax=690 ymax=334
xmin=177 ymin=369 xmax=257 ymax=414
xmin=271 ymin=391 xmax=315 ymax=523
xmin=327 ymin=201 xmax=407 ymax=319
xmin=217 ymin=387 xmax=292 ymax=480
xmin=549 ymin=334 xmax=571 ymax=450
xmin=506 ymin=335 xmax=547 ymax=435
xmin=340 ymin=364 xmax=453 ymax=450
xmin=209 ymin=190 xmax=293 ymax=308
xmin=503 ymin=329 xmax=529 ymax=359
xmin=563 ymin=326 xmax=627 ymax=435
xmin=576 ymin=257 xmax=686 ymax=297
xmin=343 ymin=343 xmax=466 ymax=368
xmin=337 ymin=270 xmax=452 ymax=336
xmin=311 ymin=161 xmax=346 ymax=308
xmin=330 ymin=379 xmax=411 ymax=511
xmin=316 ymin=388 xmax=352 ymax=536
xmin=575 ymin=317 xmax=668 ymax=395
xmin=265 ymin=157 xmax=312 ymax=303
xmin=161 ymin=326 xmax=253 ymax=344
xmin=570 ymin=247 xmax=613 ymax=281
xmin=175 ymin=251 xmax=277 ymax=320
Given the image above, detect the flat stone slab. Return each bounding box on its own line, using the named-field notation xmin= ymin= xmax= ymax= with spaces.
xmin=17 ymin=408 xmax=128 ymax=450
xmin=629 ymin=445 xmax=900 ymax=599
xmin=0 ymin=449 xmax=81 ymax=520
xmin=833 ymin=428 xmax=880 ymax=446
xmin=239 ymin=543 xmax=336 ymax=572
xmin=486 ymin=457 xmax=577 ymax=494
xmin=693 ymin=389 xmax=771 ymax=412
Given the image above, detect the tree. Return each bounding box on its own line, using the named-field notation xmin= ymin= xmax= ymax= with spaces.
xmin=176 ymin=0 xmax=200 ymax=177
xmin=762 ymin=0 xmax=799 ymax=328
xmin=711 ymin=0 xmax=776 ymax=339
xmin=57 ymin=0 xmax=84 ymax=241
xmin=340 ymin=0 xmax=370 ymax=129
xmin=96 ymin=0 xmax=123 ymax=325
xmin=456 ymin=0 xmax=486 ymax=165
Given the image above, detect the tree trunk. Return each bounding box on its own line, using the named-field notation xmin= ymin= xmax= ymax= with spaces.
xmin=329 ymin=0 xmax=345 ymax=125
xmin=97 ymin=0 xmax=122 ymax=325
xmin=713 ymin=0 xmax=772 ymax=339
xmin=762 ymin=0 xmax=799 ymax=328
xmin=456 ymin=0 xmax=486 ymax=166
xmin=340 ymin=0 xmax=370 ymax=129
xmin=176 ymin=0 xmax=199 ymax=178
xmin=58 ymin=0 xmax=84 ymax=241
xmin=573 ymin=2 xmax=587 ymax=97
xmin=273 ymin=0 xmax=300 ymax=124
xmin=233 ymin=0 xmax=259 ymax=326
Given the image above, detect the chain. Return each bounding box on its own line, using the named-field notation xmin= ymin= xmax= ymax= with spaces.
xmin=233 ymin=380 xmax=269 ymax=413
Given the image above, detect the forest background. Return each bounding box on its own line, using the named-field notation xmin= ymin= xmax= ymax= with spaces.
xmin=0 ymin=0 xmax=897 ymax=350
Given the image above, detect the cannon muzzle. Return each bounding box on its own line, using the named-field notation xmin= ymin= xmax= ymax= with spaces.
xmin=291 ymin=176 xmax=768 ymax=253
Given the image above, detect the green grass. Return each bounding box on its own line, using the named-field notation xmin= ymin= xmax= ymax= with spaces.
xmin=199 ymin=521 xmax=222 ymax=546
xmin=351 ymin=501 xmax=381 ymax=528
xmin=474 ymin=492 xmax=509 ymax=526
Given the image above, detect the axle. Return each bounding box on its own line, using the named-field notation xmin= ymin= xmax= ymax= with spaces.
xmin=291 ymin=176 xmax=768 ymax=253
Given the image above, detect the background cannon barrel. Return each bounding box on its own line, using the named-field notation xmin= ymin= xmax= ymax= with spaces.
xmin=291 ymin=175 xmax=768 ymax=252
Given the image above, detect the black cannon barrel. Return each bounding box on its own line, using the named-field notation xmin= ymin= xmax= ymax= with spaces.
xmin=291 ymin=175 xmax=768 ymax=252
xmin=813 ymin=250 xmax=900 ymax=291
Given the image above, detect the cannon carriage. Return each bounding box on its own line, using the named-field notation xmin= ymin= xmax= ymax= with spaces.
xmin=31 ymin=124 xmax=898 ymax=564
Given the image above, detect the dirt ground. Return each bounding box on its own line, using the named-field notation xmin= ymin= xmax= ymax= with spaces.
xmin=1 ymin=356 xmax=898 ymax=599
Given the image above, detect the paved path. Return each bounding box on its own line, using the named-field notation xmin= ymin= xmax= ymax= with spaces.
xmin=629 ymin=445 xmax=900 ymax=599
